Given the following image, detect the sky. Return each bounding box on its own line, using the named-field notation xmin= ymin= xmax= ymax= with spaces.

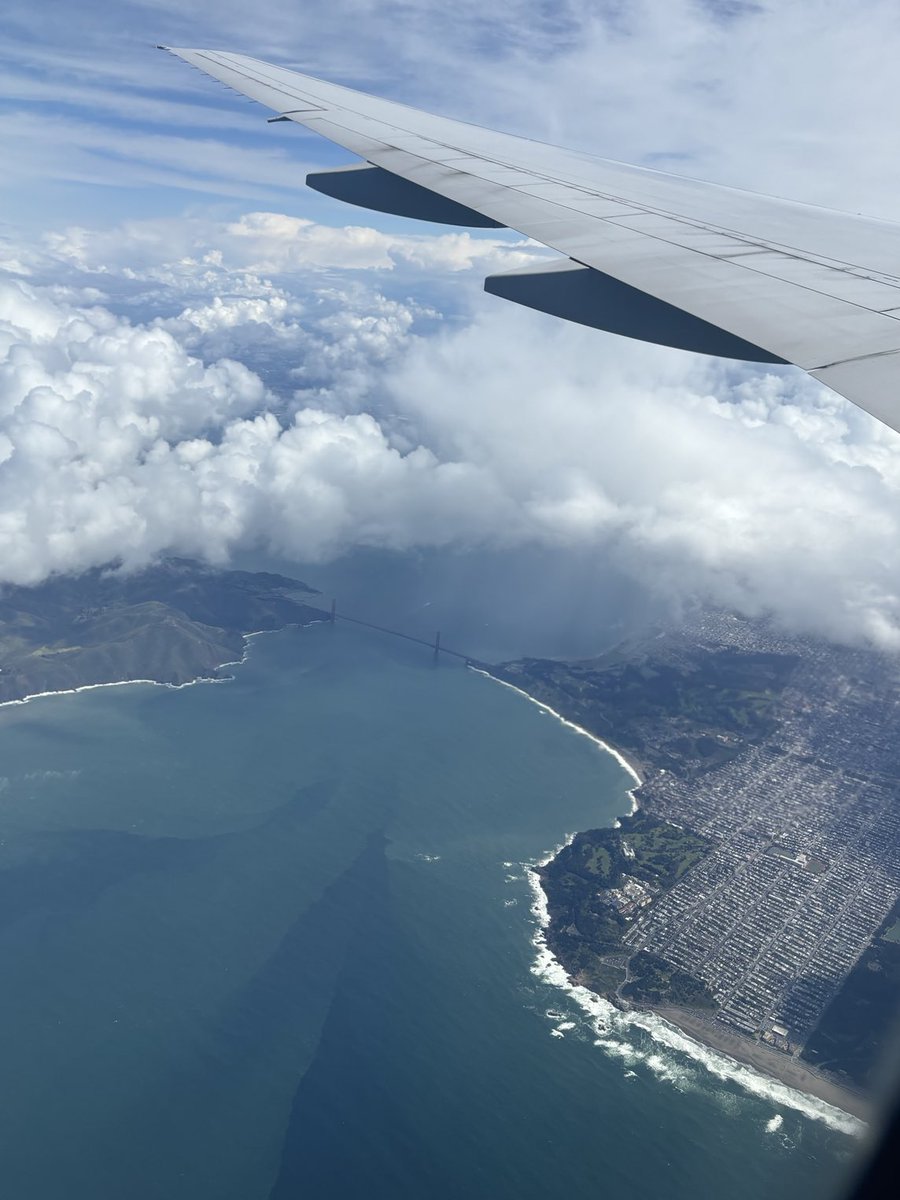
xmin=2 ymin=0 xmax=900 ymax=649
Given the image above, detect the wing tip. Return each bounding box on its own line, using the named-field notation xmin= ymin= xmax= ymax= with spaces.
xmin=157 ymin=45 xmax=202 ymax=58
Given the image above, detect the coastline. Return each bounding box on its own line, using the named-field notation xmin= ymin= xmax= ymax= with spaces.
xmin=4 ymin=637 xmax=873 ymax=1129
xmin=0 ymin=621 xmax=327 ymax=711
xmin=469 ymin=666 xmax=643 ymax=811
xmin=0 ymin=674 xmax=221 ymax=710
xmin=647 ymin=1006 xmax=872 ymax=1121
xmin=474 ymin=665 xmax=868 ymax=1132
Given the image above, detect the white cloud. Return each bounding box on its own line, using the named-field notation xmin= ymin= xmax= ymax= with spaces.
xmin=0 ymin=277 xmax=510 ymax=583
xmin=41 ymin=211 xmax=542 ymax=280
xmin=27 ymin=210 xmax=544 ymax=408
xmin=0 ymin=111 xmax=324 ymax=204
xmin=385 ymin=303 xmax=900 ymax=648
xmin=3 ymin=2 xmax=900 ymax=651
xmin=2 ymin=271 xmax=900 ymax=650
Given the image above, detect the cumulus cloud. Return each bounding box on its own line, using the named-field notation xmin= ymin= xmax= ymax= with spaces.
xmin=387 ymin=305 xmax=900 ymax=647
xmin=0 ymin=276 xmax=510 ymax=583
xmin=24 ymin=208 xmax=544 ymax=405
xmin=3 ymin=2 xmax=900 ymax=650
xmin=41 ymin=211 xmax=542 ymax=280
xmin=2 ymin=270 xmax=900 ymax=650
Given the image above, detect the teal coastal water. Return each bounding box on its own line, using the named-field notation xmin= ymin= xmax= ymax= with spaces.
xmin=0 ymin=623 xmax=859 ymax=1198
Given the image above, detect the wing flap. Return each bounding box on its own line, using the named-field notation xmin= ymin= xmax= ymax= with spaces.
xmin=161 ymin=46 xmax=900 ymax=433
xmin=485 ymin=260 xmax=785 ymax=363
xmin=306 ymin=163 xmax=504 ymax=227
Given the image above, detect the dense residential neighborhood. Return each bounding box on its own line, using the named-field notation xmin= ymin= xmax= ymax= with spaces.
xmin=628 ymin=614 xmax=900 ymax=1051
xmin=495 ymin=610 xmax=900 ymax=1088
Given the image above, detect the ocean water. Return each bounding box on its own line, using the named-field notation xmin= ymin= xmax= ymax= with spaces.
xmin=0 ymin=623 xmax=862 ymax=1199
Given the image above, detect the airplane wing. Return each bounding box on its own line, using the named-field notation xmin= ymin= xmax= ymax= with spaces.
xmin=160 ymin=47 xmax=900 ymax=434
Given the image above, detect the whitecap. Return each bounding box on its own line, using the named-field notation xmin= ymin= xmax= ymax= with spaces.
xmin=593 ymin=1038 xmax=641 ymax=1065
xmin=621 ymin=1008 xmax=864 ymax=1137
xmin=524 ymin=849 xmax=865 ymax=1139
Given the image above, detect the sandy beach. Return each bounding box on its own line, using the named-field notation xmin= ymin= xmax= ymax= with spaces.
xmin=652 ymin=1005 xmax=871 ymax=1120
xmin=470 ymin=666 xmax=645 ymax=795
xmin=470 ymin=667 xmax=876 ymax=1126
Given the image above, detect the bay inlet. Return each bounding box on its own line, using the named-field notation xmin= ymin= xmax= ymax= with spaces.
xmin=0 ymin=623 xmax=859 ymax=1198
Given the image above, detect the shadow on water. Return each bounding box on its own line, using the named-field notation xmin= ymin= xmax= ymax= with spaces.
xmin=268 ymin=830 xmax=440 ymax=1200
xmin=0 ymin=779 xmax=340 ymax=937
xmin=211 ymin=828 xmax=388 ymax=1072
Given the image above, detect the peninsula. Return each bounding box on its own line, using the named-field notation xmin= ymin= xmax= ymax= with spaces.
xmin=491 ymin=612 xmax=900 ymax=1119
xmin=0 ymin=558 xmax=329 ymax=704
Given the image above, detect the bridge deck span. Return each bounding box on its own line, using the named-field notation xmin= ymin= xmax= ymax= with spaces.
xmin=332 ymin=611 xmax=484 ymax=666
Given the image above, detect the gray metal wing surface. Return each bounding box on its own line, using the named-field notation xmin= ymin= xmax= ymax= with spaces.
xmin=161 ymin=47 xmax=900 ymax=434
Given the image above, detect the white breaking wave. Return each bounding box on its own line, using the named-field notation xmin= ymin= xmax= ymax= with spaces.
xmin=766 ymin=1114 xmax=784 ymax=1134
xmin=0 ymin=622 xmax=322 ymax=712
xmin=0 ymin=675 xmax=220 ymax=710
xmin=483 ymin=664 xmax=866 ymax=1139
xmin=23 ymin=768 xmax=80 ymax=782
xmin=524 ymin=855 xmax=864 ymax=1138
xmin=621 ymin=1007 xmax=864 ymax=1137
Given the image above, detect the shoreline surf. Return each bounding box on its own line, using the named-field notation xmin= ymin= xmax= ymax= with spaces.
xmin=524 ymin=853 xmax=866 ymax=1135
xmin=0 ymin=622 xmax=327 ymax=711
xmin=473 ymin=666 xmax=868 ymax=1134
xmin=3 ymin=636 xmax=871 ymax=1132
xmin=469 ymin=666 xmax=641 ymax=812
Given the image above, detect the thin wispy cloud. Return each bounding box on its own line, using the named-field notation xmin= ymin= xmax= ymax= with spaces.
xmin=4 ymin=2 xmax=900 ymax=217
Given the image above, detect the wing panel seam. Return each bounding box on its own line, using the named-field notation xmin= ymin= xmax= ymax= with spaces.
xmin=302 ymin=114 xmax=900 ymax=327
xmin=192 ymin=54 xmax=900 ymax=297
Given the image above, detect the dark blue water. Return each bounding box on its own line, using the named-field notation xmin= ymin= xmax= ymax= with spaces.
xmin=0 ymin=624 xmax=860 ymax=1198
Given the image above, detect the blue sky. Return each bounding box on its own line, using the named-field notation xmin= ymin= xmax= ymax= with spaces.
xmin=5 ymin=0 xmax=900 ymax=228
xmin=3 ymin=1 xmax=900 ymax=648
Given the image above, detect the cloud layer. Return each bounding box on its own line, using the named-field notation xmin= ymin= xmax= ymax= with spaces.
xmin=3 ymin=3 xmax=900 ymax=648
xmin=3 ymin=223 xmax=900 ymax=650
